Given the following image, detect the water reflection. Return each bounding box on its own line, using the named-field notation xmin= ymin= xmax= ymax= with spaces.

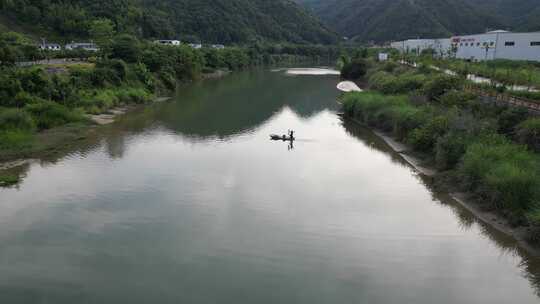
xmin=341 ymin=118 xmax=540 ymax=297
xmin=155 ymin=70 xmax=340 ymax=140
xmin=1 ymin=69 xmax=540 ymax=303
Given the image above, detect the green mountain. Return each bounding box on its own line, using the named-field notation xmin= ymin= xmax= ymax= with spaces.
xmin=296 ymin=0 xmax=540 ymax=42
xmin=467 ymin=0 xmax=540 ymax=31
xmin=0 ymin=0 xmax=338 ymax=44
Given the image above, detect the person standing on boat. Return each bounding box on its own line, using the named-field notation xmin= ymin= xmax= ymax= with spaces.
xmin=289 ymin=130 xmax=294 ymax=140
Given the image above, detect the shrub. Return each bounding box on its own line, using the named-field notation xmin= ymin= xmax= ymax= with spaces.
xmin=0 ymin=72 xmax=22 ymax=103
xmin=517 ymin=118 xmax=540 ymax=152
xmin=369 ymin=71 xmax=425 ymax=94
xmin=423 ymin=74 xmax=462 ymax=100
xmin=131 ymin=63 xmax=154 ymax=90
xmin=439 ymin=91 xmax=476 ymax=107
xmin=16 ymin=68 xmax=53 ymax=99
xmin=407 ymin=115 xmax=449 ymax=152
xmin=110 ymin=34 xmax=141 ymax=63
xmin=368 ymin=71 xmax=396 ymax=93
xmin=91 ymin=67 xmax=121 ymax=87
xmin=115 ymin=88 xmax=152 ymax=104
xmin=380 ymin=61 xmax=398 ymax=73
xmin=435 ymin=131 xmax=470 ymax=170
xmin=497 ymin=107 xmax=529 ymax=135
xmin=391 ymin=105 xmax=429 ymax=140
xmin=341 ymin=59 xmax=367 ymax=80
xmin=158 ymin=67 xmax=177 ymax=91
xmin=0 ymin=108 xmax=35 ymax=131
xmin=90 ymin=90 xmax=120 ymax=110
xmin=25 ymin=102 xmax=85 ymax=130
xmin=96 ymin=59 xmax=128 ymax=81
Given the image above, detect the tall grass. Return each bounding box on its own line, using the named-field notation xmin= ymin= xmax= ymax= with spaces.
xmin=0 ymin=108 xmax=35 ymax=131
xmin=342 ymin=91 xmax=540 ymax=224
xmin=461 ymin=135 xmax=540 ymax=214
xmin=0 ymin=130 xmax=34 ymax=151
xmin=25 ymin=102 xmax=86 ymax=130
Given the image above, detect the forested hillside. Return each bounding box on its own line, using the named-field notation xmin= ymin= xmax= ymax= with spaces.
xmin=0 ymin=0 xmax=338 ymax=44
xmin=467 ymin=0 xmax=540 ymax=31
xmin=296 ymin=0 xmax=540 ymax=42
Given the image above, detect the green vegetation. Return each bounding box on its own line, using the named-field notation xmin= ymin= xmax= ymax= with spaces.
xmin=425 ymin=59 xmax=540 ymax=90
xmin=0 ymin=28 xmax=356 ymax=161
xmin=296 ymin=0 xmax=540 ymax=42
xmin=0 ymin=0 xmax=337 ymax=44
xmin=341 ymin=60 xmax=540 ymax=237
xmin=399 ymin=54 xmax=540 ymax=104
xmin=341 ymin=58 xmax=367 ymax=80
xmin=0 ymin=172 xmax=19 ymax=186
xmin=517 ymin=118 xmax=540 ymax=152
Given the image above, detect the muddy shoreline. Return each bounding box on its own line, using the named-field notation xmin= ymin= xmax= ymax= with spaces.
xmin=347 ymin=116 xmax=540 ymax=256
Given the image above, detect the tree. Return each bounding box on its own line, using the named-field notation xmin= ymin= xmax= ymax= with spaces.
xmin=110 ymin=34 xmax=141 ymax=63
xmin=341 ymin=59 xmax=367 ymax=80
xmin=89 ymin=18 xmax=116 ymax=54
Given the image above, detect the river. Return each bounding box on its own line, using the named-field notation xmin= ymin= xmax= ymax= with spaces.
xmin=1 ymin=69 xmax=540 ymax=303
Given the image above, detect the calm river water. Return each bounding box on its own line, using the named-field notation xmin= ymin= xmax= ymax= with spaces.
xmin=1 ymin=69 xmax=540 ymax=303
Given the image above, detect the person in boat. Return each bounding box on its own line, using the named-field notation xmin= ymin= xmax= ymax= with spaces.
xmin=289 ymin=130 xmax=295 ymax=140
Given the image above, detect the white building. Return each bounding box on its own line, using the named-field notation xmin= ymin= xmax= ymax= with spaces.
xmin=154 ymin=40 xmax=181 ymax=46
xmin=65 ymin=42 xmax=99 ymax=52
xmin=390 ymin=39 xmax=435 ymax=54
xmin=39 ymin=43 xmax=61 ymax=51
xmin=391 ymin=38 xmax=450 ymax=58
xmin=494 ymin=32 xmax=540 ymax=61
xmin=392 ymin=30 xmax=540 ymax=62
xmin=452 ymin=30 xmax=503 ymax=61
xmin=433 ymin=38 xmax=452 ymax=57
xmin=188 ymin=43 xmax=202 ymax=49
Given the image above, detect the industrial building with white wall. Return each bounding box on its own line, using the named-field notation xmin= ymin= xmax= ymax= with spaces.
xmin=391 ymin=30 xmax=540 ymax=62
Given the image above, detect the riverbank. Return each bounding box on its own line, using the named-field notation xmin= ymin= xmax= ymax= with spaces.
xmin=349 ymin=117 xmax=540 ymax=256
xmin=339 ymin=57 xmax=540 ymax=251
xmin=0 ymin=93 xmax=175 ymax=189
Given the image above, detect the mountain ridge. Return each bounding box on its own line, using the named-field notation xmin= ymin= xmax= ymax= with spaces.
xmin=295 ymin=0 xmax=540 ymax=42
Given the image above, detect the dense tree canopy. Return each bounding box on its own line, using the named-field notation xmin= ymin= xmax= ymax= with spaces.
xmin=0 ymin=0 xmax=338 ymax=44
xmin=296 ymin=0 xmax=540 ymax=42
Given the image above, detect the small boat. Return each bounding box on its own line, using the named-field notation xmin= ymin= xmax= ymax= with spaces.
xmin=270 ymin=134 xmax=294 ymax=141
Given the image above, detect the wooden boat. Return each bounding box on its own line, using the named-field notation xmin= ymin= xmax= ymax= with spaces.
xmin=270 ymin=134 xmax=294 ymax=141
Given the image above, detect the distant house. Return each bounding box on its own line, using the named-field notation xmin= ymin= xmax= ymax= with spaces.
xmin=378 ymin=53 xmax=389 ymax=61
xmin=65 ymin=42 xmax=99 ymax=52
xmin=39 ymin=43 xmax=61 ymax=51
xmin=154 ymin=40 xmax=181 ymax=46
xmin=189 ymin=43 xmax=202 ymax=49
xmin=211 ymin=44 xmax=225 ymax=49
